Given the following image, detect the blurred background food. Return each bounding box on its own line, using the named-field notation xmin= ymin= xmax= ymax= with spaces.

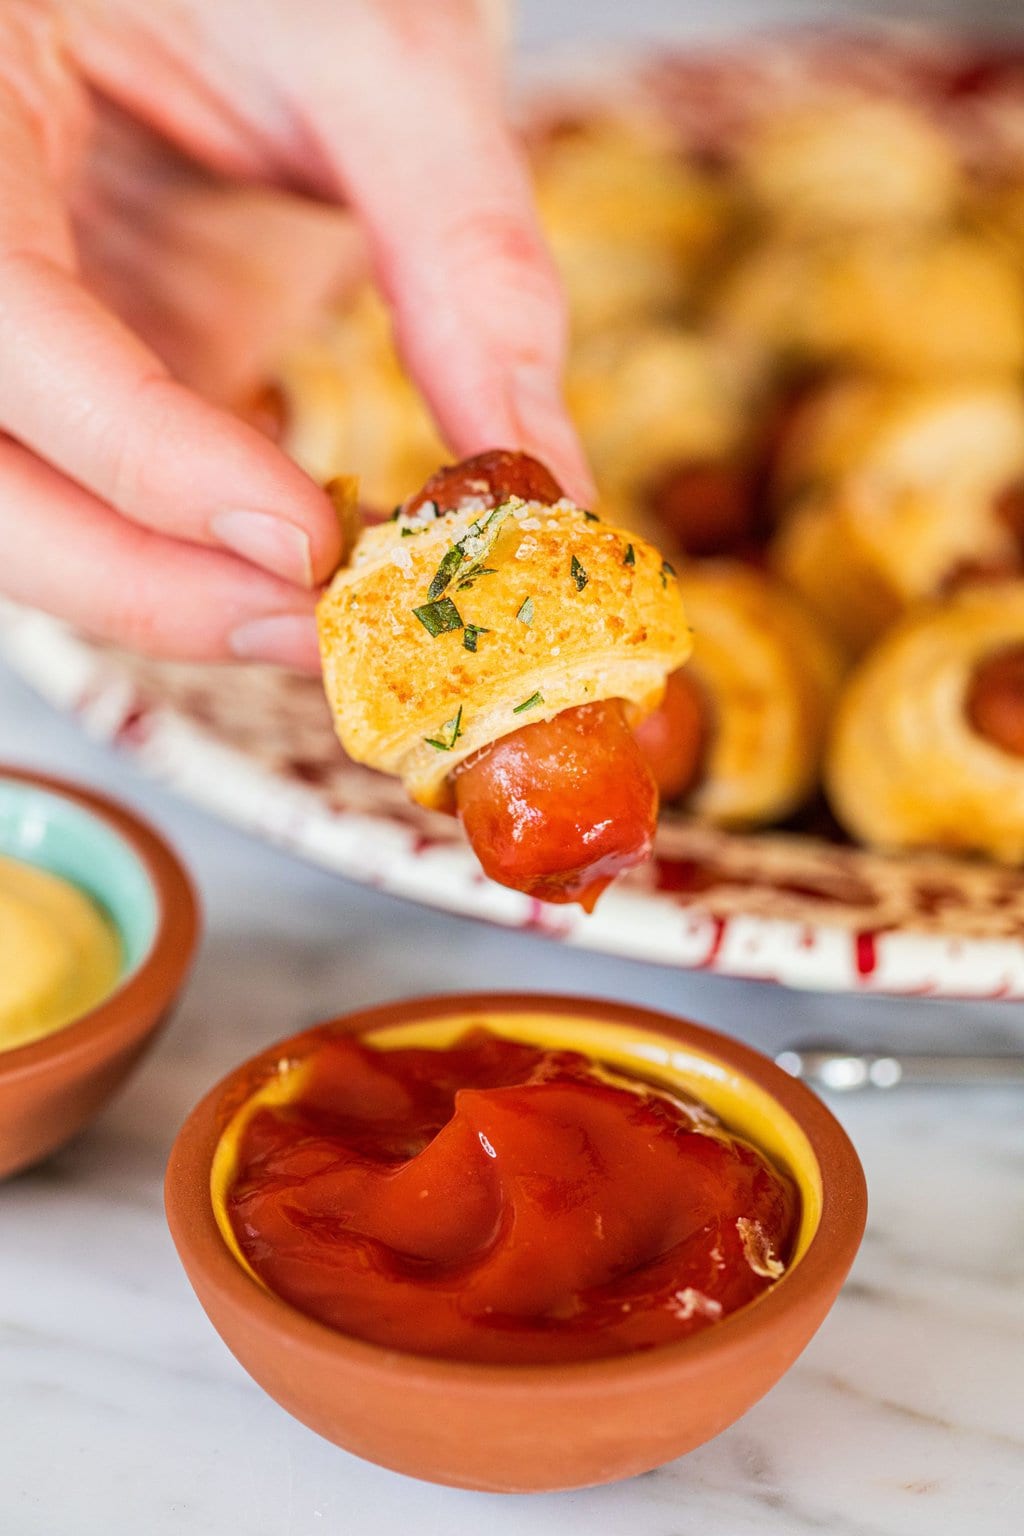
xmin=249 ymin=21 xmax=1024 ymax=868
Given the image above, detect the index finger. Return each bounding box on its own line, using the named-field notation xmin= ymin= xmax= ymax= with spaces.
xmin=291 ymin=4 xmax=595 ymax=504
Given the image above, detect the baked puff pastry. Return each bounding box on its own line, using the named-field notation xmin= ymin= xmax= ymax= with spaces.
xmin=773 ymin=466 xmax=1024 ymax=657
xmin=264 ymin=288 xmax=444 ymax=511
xmin=671 ymin=564 xmax=844 ymax=827
xmin=534 ymin=120 xmax=729 ymax=338
xmin=770 ymin=379 xmax=1024 ymax=510
xmin=769 ymin=380 xmax=1024 ymax=653
xmin=714 ymin=229 xmax=1024 ymax=382
xmin=567 ymin=324 xmax=765 ymax=555
xmin=826 ymin=583 xmax=1024 ymax=862
xmin=318 ymin=452 xmax=692 ymax=908
xmin=738 ymin=98 xmax=961 ymax=234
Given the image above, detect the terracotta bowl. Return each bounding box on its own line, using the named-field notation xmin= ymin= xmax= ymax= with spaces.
xmin=0 ymin=766 xmax=199 ymax=1178
xmin=166 ymin=992 xmax=867 ymax=1493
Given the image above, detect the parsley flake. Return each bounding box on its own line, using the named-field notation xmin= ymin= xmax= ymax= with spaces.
xmin=623 ymin=544 xmax=635 ymax=567
xmin=427 ymin=545 xmax=467 ymax=601
xmin=427 ymin=499 xmax=517 ymax=601
xmin=424 ymin=706 xmax=464 ymax=752
xmin=462 ymin=624 xmax=490 ymax=653
xmin=660 ymin=559 xmax=677 ymax=589
xmin=513 ymin=690 xmax=544 ymax=715
xmin=413 ymin=597 xmax=463 ymax=636
xmin=456 ymin=565 xmax=497 ymax=591
xmin=571 ymin=555 xmax=588 ymax=591
xmin=582 ymin=509 xmax=600 ymax=522
xmin=516 ymin=596 xmax=535 ymax=625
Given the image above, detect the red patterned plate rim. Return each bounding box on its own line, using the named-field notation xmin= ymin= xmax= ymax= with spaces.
xmin=3 ymin=602 xmax=1023 ymax=1001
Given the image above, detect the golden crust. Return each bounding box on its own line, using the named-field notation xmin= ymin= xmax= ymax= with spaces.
xmin=773 ymin=472 xmax=1024 ymax=658
xmin=825 ymin=583 xmax=1024 ymax=862
xmin=567 ymin=324 xmax=759 ymax=500
xmin=739 ymin=98 xmax=961 ymax=233
xmin=715 ymin=229 xmax=1024 ymax=381
xmin=773 ymin=379 xmax=1024 ymax=507
xmin=680 ymin=563 xmax=845 ymax=827
xmin=317 ymin=496 xmax=692 ymax=807
xmin=272 ymin=289 xmax=444 ymax=509
xmin=535 ymin=121 xmax=730 ymax=337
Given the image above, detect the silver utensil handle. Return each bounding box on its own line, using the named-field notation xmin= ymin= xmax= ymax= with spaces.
xmin=775 ymin=1045 xmax=1024 ymax=1091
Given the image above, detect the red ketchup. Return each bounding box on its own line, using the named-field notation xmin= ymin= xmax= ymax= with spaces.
xmin=226 ymin=1029 xmax=799 ymax=1365
xmin=406 ymin=449 xmax=658 ymax=911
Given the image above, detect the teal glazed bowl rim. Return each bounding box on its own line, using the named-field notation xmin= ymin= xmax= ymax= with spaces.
xmin=0 ymin=764 xmax=200 ymax=1079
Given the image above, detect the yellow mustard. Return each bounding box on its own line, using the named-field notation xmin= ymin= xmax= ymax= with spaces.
xmin=0 ymin=855 xmax=122 ymax=1051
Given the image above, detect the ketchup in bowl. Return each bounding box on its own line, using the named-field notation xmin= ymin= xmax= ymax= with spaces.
xmin=222 ymin=1027 xmax=799 ymax=1365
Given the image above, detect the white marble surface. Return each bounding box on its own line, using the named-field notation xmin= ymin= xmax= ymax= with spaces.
xmin=3 ymin=655 xmax=1024 ymax=1536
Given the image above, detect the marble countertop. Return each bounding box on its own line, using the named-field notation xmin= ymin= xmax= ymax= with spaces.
xmin=2 ymin=658 xmax=1023 ymax=1536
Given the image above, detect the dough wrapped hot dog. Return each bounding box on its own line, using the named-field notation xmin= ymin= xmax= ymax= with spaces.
xmin=318 ymin=452 xmax=692 ymax=907
xmin=714 ymin=228 xmax=1024 ymax=383
xmin=567 ymin=324 xmax=765 ymax=556
xmin=634 ymin=564 xmax=844 ymax=827
xmin=771 ymin=382 xmax=1024 ymax=654
xmin=825 ymin=583 xmax=1024 ymax=862
xmin=534 ymin=120 xmax=728 ymax=339
xmin=251 ymin=289 xmax=444 ymax=511
xmin=736 ymin=99 xmax=961 ymax=235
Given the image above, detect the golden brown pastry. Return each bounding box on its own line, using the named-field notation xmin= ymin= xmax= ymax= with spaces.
xmin=771 ymin=379 xmax=1024 ymax=508
xmin=534 ymin=120 xmax=729 ymax=337
xmin=635 ymin=563 xmax=844 ymax=828
xmin=266 ymin=289 xmax=444 ymax=510
xmin=826 ymin=583 xmax=1024 ymax=862
xmin=568 ymin=324 xmax=756 ymax=490
xmin=738 ymin=98 xmax=961 ymax=234
xmin=318 ymin=452 xmax=692 ymax=908
xmin=714 ymin=229 xmax=1024 ymax=382
xmin=770 ymin=381 xmax=1024 ymax=653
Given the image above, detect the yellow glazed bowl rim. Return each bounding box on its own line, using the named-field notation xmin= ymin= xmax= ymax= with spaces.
xmin=174 ymin=992 xmax=866 ymax=1388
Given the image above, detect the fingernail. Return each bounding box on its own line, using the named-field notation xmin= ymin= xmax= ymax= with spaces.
xmin=212 ymin=509 xmax=313 ymax=586
xmin=508 ymin=369 xmax=597 ymax=506
xmin=229 ymin=614 xmax=321 ymax=671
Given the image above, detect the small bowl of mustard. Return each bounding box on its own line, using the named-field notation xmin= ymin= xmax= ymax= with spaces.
xmin=0 ymin=765 xmax=199 ymax=1178
xmin=167 ymin=992 xmax=866 ymax=1493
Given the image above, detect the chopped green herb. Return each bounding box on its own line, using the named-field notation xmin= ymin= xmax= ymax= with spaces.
xmin=389 ymin=504 xmax=403 ymax=522
xmin=513 ymin=690 xmax=544 ymax=715
xmin=456 ymin=565 xmax=497 ymax=591
xmin=571 ymin=555 xmax=588 ymax=591
xmin=660 ymin=559 xmax=677 ymax=589
xmin=426 ymin=499 xmax=517 ymax=601
xmin=516 ymin=596 xmax=535 ymax=625
xmin=462 ymin=624 xmax=490 ymax=653
xmin=424 ymin=705 xmax=464 ymax=752
xmin=413 ymin=597 xmax=463 ymax=636
xmin=427 ymin=544 xmax=466 ymax=600
xmin=401 ymin=525 xmax=428 ymax=537
xmin=623 ymin=544 xmax=635 ymax=567
xmin=582 ymin=509 xmax=599 ymax=522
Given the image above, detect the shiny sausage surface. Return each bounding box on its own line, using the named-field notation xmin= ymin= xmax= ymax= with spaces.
xmin=966 ymin=643 xmax=1024 ymax=758
xmin=454 ymin=699 xmax=658 ymax=910
xmin=632 ymin=667 xmax=709 ymax=802
xmin=404 ymin=449 xmax=564 ymax=517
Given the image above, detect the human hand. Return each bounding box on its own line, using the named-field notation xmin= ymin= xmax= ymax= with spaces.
xmin=0 ymin=0 xmax=591 ymax=669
